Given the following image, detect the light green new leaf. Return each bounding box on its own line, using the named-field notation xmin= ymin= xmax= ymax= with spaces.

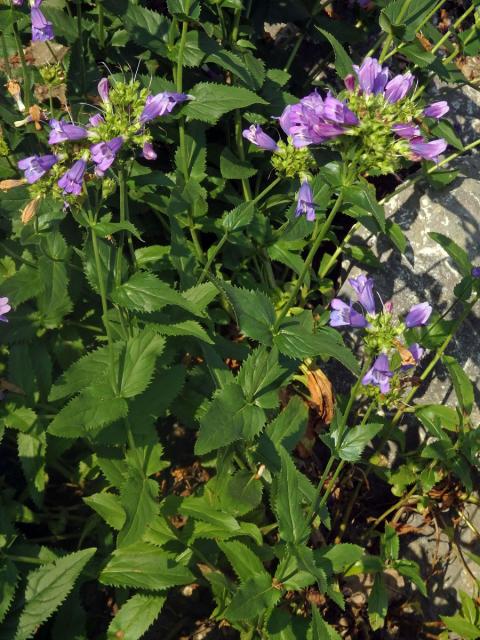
xmin=224 ymin=574 xmax=281 ymax=622
xmin=100 ymin=543 xmax=194 ymax=590
xmin=108 ymin=594 xmax=166 ymax=640
xmin=118 ymin=468 xmax=159 ymax=546
xmin=119 ymin=329 xmax=165 ymax=398
xmin=14 ymin=548 xmax=96 ymax=640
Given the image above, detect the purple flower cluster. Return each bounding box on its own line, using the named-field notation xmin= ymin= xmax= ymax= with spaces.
xmin=14 ymin=1 xmax=54 ymax=41
xmin=17 ymin=78 xmax=188 ymax=197
xmin=329 ymin=274 xmax=432 ymax=394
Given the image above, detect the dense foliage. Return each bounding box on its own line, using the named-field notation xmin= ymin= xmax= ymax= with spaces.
xmin=0 ymin=0 xmax=479 ymax=638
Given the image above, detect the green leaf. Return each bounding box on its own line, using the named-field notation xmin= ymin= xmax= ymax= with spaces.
xmin=310 ymin=605 xmax=342 ymax=640
xmin=401 ymin=41 xmax=436 ymax=67
xmin=18 ymin=429 xmax=46 ymax=506
xmin=179 ymin=496 xmax=240 ymax=532
xmin=119 ymin=329 xmax=165 ymax=398
xmin=124 ymin=4 xmax=170 ymax=56
xmin=267 ymin=608 xmax=309 ymax=639
xmin=381 ymin=524 xmax=399 ymax=561
xmin=338 ymin=423 xmax=383 ymax=462
xmin=344 ymin=183 xmax=385 ymax=232
xmin=174 ymin=121 xmax=207 ymax=182
xmin=93 ymin=219 xmax=142 ymax=240
xmin=117 ymin=468 xmax=159 ymax=546
xmin=223 ymin=202 xmax=255 ymax=233
xmin=274 ymin=448 xmax=308 ymax=544
xmin=111 ymin=272 xmax=201 ymax=316
xmin=292 ymin=545 xmax=327 ymax=592
xmin=195 ymin=382 xmax=266 ymax=455
xmin=429 ymin=232 xmax=470 ymax=276
xmin=151 ymin=320 xmax=213 ymax=344
xmin=416 ymin=404 xmax=458 ymax=432
xmin=108 ymin=594 xmax=166 ymax=640
xmin=221 ymin=282 xmax=275 ymax=344
xmin=14 ymin=549 xmax=96 ymax=640
xmin=167 ymin=0 xmax=201 ymax=19
xmin=430 ymin=119 xmax=463 ymax=151
xmin=443 ymin=354 xmax=474 ymax=415
xmin=0 ymin=561 xmax=17 ymax=625
xmin=368 ymin=574 xmax=388 ymax=631
xmin=440 ymin=615 xmax=480 ymax=640
xmin=100 ymin=543 xmax=195 ymax=590
xmin=183 ymin=83 xmax=267 ymax=124
xmin=224 ymin=574 xmax=281 ymax=622
xmin=218 ymin=540 xmax=268 ymax=582
xmin=83 ymin=493 xmax=126 ymax=530
xmin=237 ymin=346 xmax=289 ymax=407
xmin=393 ymin=559 xmax=427 ymax=597
xmin=265 ymin=396 xmax=308 ymax=451
xmin=220 ymin=147 xmax=256 ymax=179
xmin=314 ymin=543 xmax=364 ymax=575
xmin=218 ymin=469 xmax=263 ymax=516
xmin=316 ymin=27 xmax=353 ymax=78
xmin=1 ymin=266 xmax=44 ymax=306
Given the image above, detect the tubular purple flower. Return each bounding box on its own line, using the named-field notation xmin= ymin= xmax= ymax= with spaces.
xmin=405 ymin=302 xmax=432 ymax=328
xmin=410 ymin=137 xmax=447 ymax=162
xmin=90 ymin=137 xmax=123 ymax=173
xmin=295 ymin=180 xmax=316 ymax=222
xmin=18 ymin=154 xmax=57 ymax=183
xmin=322 ymin=94 xmax=358 ymax=125
xmin=49 ymin=119 xmax=88 ymax=144
xmin=384 ymin=72 xmax=414 ymax=103
xmin=349 ymin=274 xmax=376 ymax=315
xmin=362 ymin=354 xmax=393 ymax=394
xmin=279 ymin=103 xmax=304 ymax=138
xmin=472 ymin=267 xmax=480 ymax=278
xmin=329 ymin=299 xmax=368 ymax=328
xmin=392 ymin=123 xmax=421 ymax=139
xmin=31 ymin=7 xmax=54 ymax=41
xmin=402 ymin=343 xmax=424 ymax=370
xmin=58 ymin=159 xmax=87 ymax=196
xmin=142 ymin=142 xmax=157 ymax=161
xmin=13 ymin=0 xmax=24 ymax=5
xmin=242 ymin=124 xmax=278 ymax=151
xmin=139 ymin=92 xmax=189 ymax=123
xmin=344 ymin=74 xmax=356 ymax=92
xmin=0 ymin=297 xmax=11 ymax=322
xmin=89 ymin=113 xmax=105 ymax=127
xmin=423 ymin=101 xmax=449 ymax=119
xmin=97 ymin=78 xmax=110 ymax=103
xmin=352 ymin=57 xmax=389 ymax=95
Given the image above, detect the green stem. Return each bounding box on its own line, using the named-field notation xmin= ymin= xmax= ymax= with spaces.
xmin=318 ymin=460 xmax=345 ymax=510
xmin=98 ymin=0 xmax=105 ymax=48
xmin=10 ymin=5 xmax=31 ymax=110
xmin=1 ymin=31 xmax=12 ymax=77
xmin=378 ymin=0 xmax=414 ymax=63
xmin=234 ymin=109 xmax=252 ymax=201
xmin=197 ymin=232 xmax=229 ymax=285
xmin=76 ymin=0 xmax=86 ymax=96
xmin=274 ymin=192 xmax=344 ymax=331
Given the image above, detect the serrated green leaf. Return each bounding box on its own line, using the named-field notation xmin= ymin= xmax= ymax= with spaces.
xmin=265 ymin=396 xmax=308 ymax=451
xmin=93 ymin=219 xmax=142 ymax=240
xmin=368 ymin=574 xmax=388 ymax=631
xmin=314 ymin=543 xmax=364 ymax=575
xmin=224 ymin=574 xmax=281 ymax=622
xmin=18 ymin=429 xmax=46 ymax=507
xmin=222 ymin=202 xmax=255 ymax=233
xmin=220 ymin=147 xmax=256 ymax=179
xmin=100 ymin=543 xmax=194 ymax=590
xmin=108 ymin=594 xmax=166 ymax=640
xmin=237 ymin=346 xmax=288 ymax=407
xmin=124 ymin=4 xmax=170 ymax=55
xmin=151 ymin=320 xmax=213 ymax=344
xmin=218 ymin=540 xmax=268 ymax=582
xmin=118 ymin=468 xmax=159 ymax=547
xmin=440 ymin=615 xmax=480 ymax=639
xmin=179 ymin=496 xmax=240 ymax=532
xmin=338 ymin=423 xmax=383 ymax=462
xmin=310 ymin=605 xmax=341 ymax=640
xmin=344 ymin=183 xmax=385 ymax=232
xmin=14 ymin=548 xmax=96 ymax=640
xmin=221 ymin=283 xmax=275 ymax=344
xmin=183 ymin=83 xmax=267 ymax=124
xmin=1 ymin=266 xmax=44 ymax=306
xmin=316 ymin=27 xmax=353 ymax=78
xmin=443 ymin=354 xmax=474 ymax=415
xmin=83 ymin=493 xmax=126 ymax=530
xmin=274 ymin=448 xmax=307 ymax=544
xmin=218 ymin=469 xmax=263 ymax=516
xmin=0 ymin=561 xmax=17 ymax=625
xmin=119 ymin=329 xmax=165 ymax=398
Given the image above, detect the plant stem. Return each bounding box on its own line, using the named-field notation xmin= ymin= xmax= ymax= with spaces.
xmin=98 ymin=0 xmax=105 ymax=48
xmin=274 ymin=192 xmax=344 ymax=330
xmin=10 ymin=3 xmax=31 ymax=110
xmin=76 ymin=0 xmax=86 ymax=96
xmin=378 ymin=0 xmax=414 ymax=63
xmin=234 ymin=109 xmax=252 ymax=201
xmin=196 ymin=232 xmax=229 ymax=285
xmin=1 ymin=31 xmax=12 ymax=77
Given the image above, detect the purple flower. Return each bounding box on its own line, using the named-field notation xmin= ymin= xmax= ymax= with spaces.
xmin=139 ymin=92 xmax=189 ymax=123
xmin=472 ymin=267 xmax=480 ymax=278
xmin=410 ymin=137 xmax=447 ymax=162
xmin=349 ymin=274 xmax=376 ymax=314
xmin=352 ymin=57 xmax=389 ymax=95
xmin=89 ymin=113 xmax=105 ymax=127
xmin=362 ymin=354 xmax=393 ymax=394
xmin=142 ymin=142 xmax=157 ymax=161
xmin=392 ymin=123 xmax=421 ymax=139
xmin=12 ymin=0 xmax=24 ymax=5
xmin=384 ymin=72 xmax=414 ymax=103
xmin=402 ymin=343 xmax=424 ymax=370
xmin=18 ymin=154 xmax=57 ymax=183
xmin=295 ymin=180 xmax=316 ymax=221
xmin=423 ymin=101 xmax=449 ymax=119
xmin=90 ymin=137 xmax=123 ymax=173
xmin=0 ymin=297 xmax=11 ymax=323
xmin=98 ymin=78 xmax=110 ymax=103
xmin=31 ymin=7 xmax=54 ymax=41
xmin=242 ymin=124 xmax=278 ymax=151
xmin=322 ymin=94 xmax=358 ymax=125
xmin=58 ymin=159 xmax=87 ymax=196
xmin=344 ymin=74 xmax=356 ymax=92
xmin=405 ymin=302 xmax=432 ymax=328
xmin=329 ymin=298 xmax=368 ymax=328
xmin=49 ymin=119 xmax=88 ymax=144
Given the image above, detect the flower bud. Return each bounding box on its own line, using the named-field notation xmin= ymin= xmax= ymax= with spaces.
xmin=21 ymin=197 xmax=41 ymax=224
xmin=0 ymin=179 xmax=26 ymax=191
xmin=6 ymin=80 xmax=25 ymax=112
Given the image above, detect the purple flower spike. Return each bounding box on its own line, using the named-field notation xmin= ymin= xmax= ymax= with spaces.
xmin=49 ymin=119 xmax=88 ymax=144
xmin=90 ymin=137 xmax=123 ymax=173
xmin=139 ymin=92 xmax=189 ymax=123
xmin=402 ymin=343 xmax=424 ymax=370
xmin=142 ymin=142 xmax=157 ymax=161
xmin=89 ymin=113 xmax=105 ymax=127
xmin=18 ymin=154 xmax=57 ymax=183
xmin=349 ymin=274 xmax=376 ymax=315
xmin=330 ymin=298 xmax=368 ymax=328
xmin=362 ymin=354 xmax=393 ymax=394
xmin=0 ymin=297 xmax=11 ymax=322
xmin=243 ymin=124 xmax=278 ymax=151
xmin=322 ymin=94 xmax=358 ymax=125
xmin=410 ymin=137 xmax=447 ymax=162
xmin=392 ymin=123 xmax=421 ymax=139
xmin=405 ymin=302 xmax=432 ymax=328
xmin=472 ymin=267 xmax=480 ymax=278
xmin=423 ymin=101 xmax=449 ymax=119
xmin=58 ymin=159 xmax=87 ymax=196
xmin=295 ymin=180 xmax=316 ymax=222
xmin=98 ymin=78 xmax=110 ymax=103
xmin=352 ymin=57 xmax=389 ymax=95
xmin=384 ymin=72 xmax=414 ymax=103
xmin=31 ymin=7 xmax=54 ymax=41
